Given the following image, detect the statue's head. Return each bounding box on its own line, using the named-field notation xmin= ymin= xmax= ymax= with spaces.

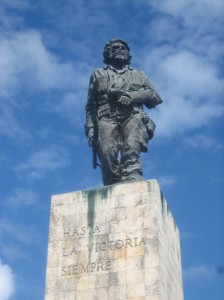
xmin=103 ymin=39 xmax=132 ymax=65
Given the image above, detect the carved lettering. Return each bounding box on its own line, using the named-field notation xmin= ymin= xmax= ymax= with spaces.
xmin=61 ymin=260 xmax=112 ymax=276
xmin=115 ymin=240 xmax=124 ymax=249
xmin=139 ymin=237 xmax=145 ymax=245
xmin=80 ymin=226 xmax=86 ymax=235
xmin=99 ymin=242 xmax=107 ymax=251
xmin=67 ymin=266 xmax=72 ymax=275
xmin=97 ymin=262 xmax=104 ymax=271
xmin=63 ymin=225 xmax=101 ymax=238
xmin=61 ymin=266 xmax=67 ymax=276
xmin=94 ymin=225 xmax=100 ymax=234
xmin=72 ymin=264 xmax=78 ymax=275
xmin=105 ymin=260 xmax=112 ymax=270
xmin=108 ymin=240 xmax=114 ymax=250
xmin=86 ymin=236 xmax=145 ymax=252
xmin=91 ymin=263 xmax=96 ymax=272
xmin=80 ymin=264 xmax=89 ymax=273
xmin=125 ymin=238 xmax=133 ymax=247
xmin=95 ymin=242 xmax=99 ymax=252
xmin=63 ymin=246 xmax=78 ymax=256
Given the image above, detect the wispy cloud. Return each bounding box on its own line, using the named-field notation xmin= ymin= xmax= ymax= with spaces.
xmin=0 ymin=0 xmax=31 ymax=31
xmin=0 ymin=100 xmax=30 ymax=139
xmin=144 ymin=49 xmax=224 ymax=138
xmin=184 ymin=266 xmax=216 ymax=281
xmin=158 ymin=175 xmax=176 ymax=187
xmin=0 ymin=29 xmax=81 ymax=139
xmin=137 ymin=0 xmax=224 ymax=139
xmin=1 ymin=0 xmax=32 ymax=10
xmin=40 ymin=0 xmax=114 ymax=38
xmin=0 ymin=260 xmax=15 ymax=300
xmin=0 ymin=27 xmax=92 ymax=139
xmin=14 ymin=145 xmax=70 ymax=179
xmin=6 ymin=188 xmax=39 ymax=207
xmin=184 ymin=134 xmax=223 ymax=150
xmin=0 ymin=217 xmax=40 ymax=246
xmin=44 ymin=91 xmax=87 ymax=126
xmin=0 ymin=30 xmax=75 ymax=97
xmin=184 ymin=264 xmax=224 ymax=281
xmin=147 ymin=0 xmax=224 ymax=25
xmin=0 ymin=217 xmax=40 ymax=260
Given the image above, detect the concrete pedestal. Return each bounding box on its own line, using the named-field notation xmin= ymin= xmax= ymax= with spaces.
xmin=45 ymin=180 xmax=184 ymax=300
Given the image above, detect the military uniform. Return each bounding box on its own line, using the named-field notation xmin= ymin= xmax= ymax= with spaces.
xmin=85 ymin=65 xmax=162 ymax=185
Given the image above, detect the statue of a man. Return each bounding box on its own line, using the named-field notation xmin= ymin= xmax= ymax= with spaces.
xmin=85 ymin=39 xmax=162 ymax=186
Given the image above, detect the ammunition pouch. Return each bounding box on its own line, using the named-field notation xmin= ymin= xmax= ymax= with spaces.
xmin=139 ymin=111 xmax=155 ymax=152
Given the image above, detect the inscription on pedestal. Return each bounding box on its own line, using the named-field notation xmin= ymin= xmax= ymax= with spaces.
xmin=45 ymin=180 xmax=184 ymax=300
xmin=61 ymin=224 xmax=146 ymax=276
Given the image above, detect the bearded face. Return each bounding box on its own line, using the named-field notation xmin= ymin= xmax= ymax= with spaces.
xmin=104 ymin=41 xmax=131 ymax=65
xmin=109 ymin=42 xmax=129 ymax=62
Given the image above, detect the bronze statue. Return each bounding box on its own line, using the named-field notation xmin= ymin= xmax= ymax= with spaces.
xmin=85 ymin=39 xmax=162 ymax=185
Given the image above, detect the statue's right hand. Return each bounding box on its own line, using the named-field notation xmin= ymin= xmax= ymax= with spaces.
xmin=88 ymin=136 xmax=94 ymax=147
xmin=87 ymin=127 xmax=95 ymax=146
xmin=117 ymin=95 xmax=132 ymax=106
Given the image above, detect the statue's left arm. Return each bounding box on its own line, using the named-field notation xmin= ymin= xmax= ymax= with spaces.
xmin=122 ymin=71 xmax=163 ymax=109
xmin=85 ymin=73 xmax=98 ymax=147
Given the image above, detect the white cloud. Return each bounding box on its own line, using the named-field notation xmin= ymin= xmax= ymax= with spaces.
xmin=184 ymin=134 xmax=223 ymax=150
xmin=14 ymin=145 xmax=70 ymax=179
xmin=45 ymin=91 xmax=86 ymax=125
xmin=151 ymin=95 xmax=223 ymax=139
xmin=159 ymin=51 xmax=223 ymax=99
xmin=0 ymin=260 xmax=15 ymax=300
xmin=62 ymin=132 xmax=84 ymax=146
xmin=0 ymin=29 xmax=91 ymax=138
xmin=132 ymin=0 xmax=223 ymax=141
xmin=0 ymin=100 xmax=30 ymax=139
xmin=0 ymin=0 xmax=32 ymax=10
xmin=0 ymin=29 xmax=82 ymax=139
xmin=0 ymin=30 xmax=75 ymax=97
xmin=0 ymin=1 xmax=26 ymax=31
xmin=183 ymin=265 xmax=216 ymax=280
xmin=148 ymin=49 xmax=224 ymax=137
xmin=6 ymin=188 xmax=39 ymax=207
xmin=0 ymin=218 xmax=39 ymax=246
xmin=158 ymin=175 xmax=176 ymax=187
xmin=148 ymin=0 xmax=224 ymax=21
xmin=0 ymin=218 xmax=40 ymax=260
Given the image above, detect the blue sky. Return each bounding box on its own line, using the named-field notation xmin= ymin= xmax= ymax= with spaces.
xmin=0 ymin=0 xmax=223 ymax=299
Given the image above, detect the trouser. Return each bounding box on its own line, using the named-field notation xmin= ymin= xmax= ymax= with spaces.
xmin=97 ymin=114 xmax=143 ymax=186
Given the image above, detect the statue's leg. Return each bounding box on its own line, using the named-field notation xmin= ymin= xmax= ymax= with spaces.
xmin=97 ymin=117 xmax=121 ymax=185
xmin=120 ymin=115 xmax=143 ymax=182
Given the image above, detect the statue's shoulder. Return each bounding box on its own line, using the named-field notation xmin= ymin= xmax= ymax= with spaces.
xmin=129 ymin=67 xmax=149 ymax=83
xmin=129 ymin=67 xmax=146 ymax=76
xmin=91 ymin=66 xmax=108 ymax=78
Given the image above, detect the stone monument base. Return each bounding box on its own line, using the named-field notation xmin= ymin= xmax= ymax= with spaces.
xmin=45 ymin=180 xmax=184 ymax=300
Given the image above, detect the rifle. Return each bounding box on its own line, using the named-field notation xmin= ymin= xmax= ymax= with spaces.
xmin=91 ymin=117 xmax=101 ymax=170
xmin=92 ymin=144 xmax=101 ymax=169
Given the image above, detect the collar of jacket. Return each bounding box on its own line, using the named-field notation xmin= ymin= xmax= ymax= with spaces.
xmin=103 ymin=65 xmax=133 ymax=72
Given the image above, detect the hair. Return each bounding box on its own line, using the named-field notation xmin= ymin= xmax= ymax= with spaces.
xmin=103 ymin=38 xmax=132 ymax=65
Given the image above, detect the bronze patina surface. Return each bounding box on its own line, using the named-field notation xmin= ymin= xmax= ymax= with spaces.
xmin=85 ymin=39 xmax=162 ymax=185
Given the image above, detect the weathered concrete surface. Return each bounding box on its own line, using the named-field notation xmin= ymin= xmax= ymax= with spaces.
xmin=45 ymin=180 xmax=184 ymax=300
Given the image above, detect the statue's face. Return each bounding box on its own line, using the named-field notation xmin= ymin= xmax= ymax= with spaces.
xmin=109 ymin=42 xmax=129 ymax=63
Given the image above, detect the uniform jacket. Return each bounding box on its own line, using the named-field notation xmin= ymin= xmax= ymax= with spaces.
xmin=85 ymin=65 xmax=162 ymax=150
